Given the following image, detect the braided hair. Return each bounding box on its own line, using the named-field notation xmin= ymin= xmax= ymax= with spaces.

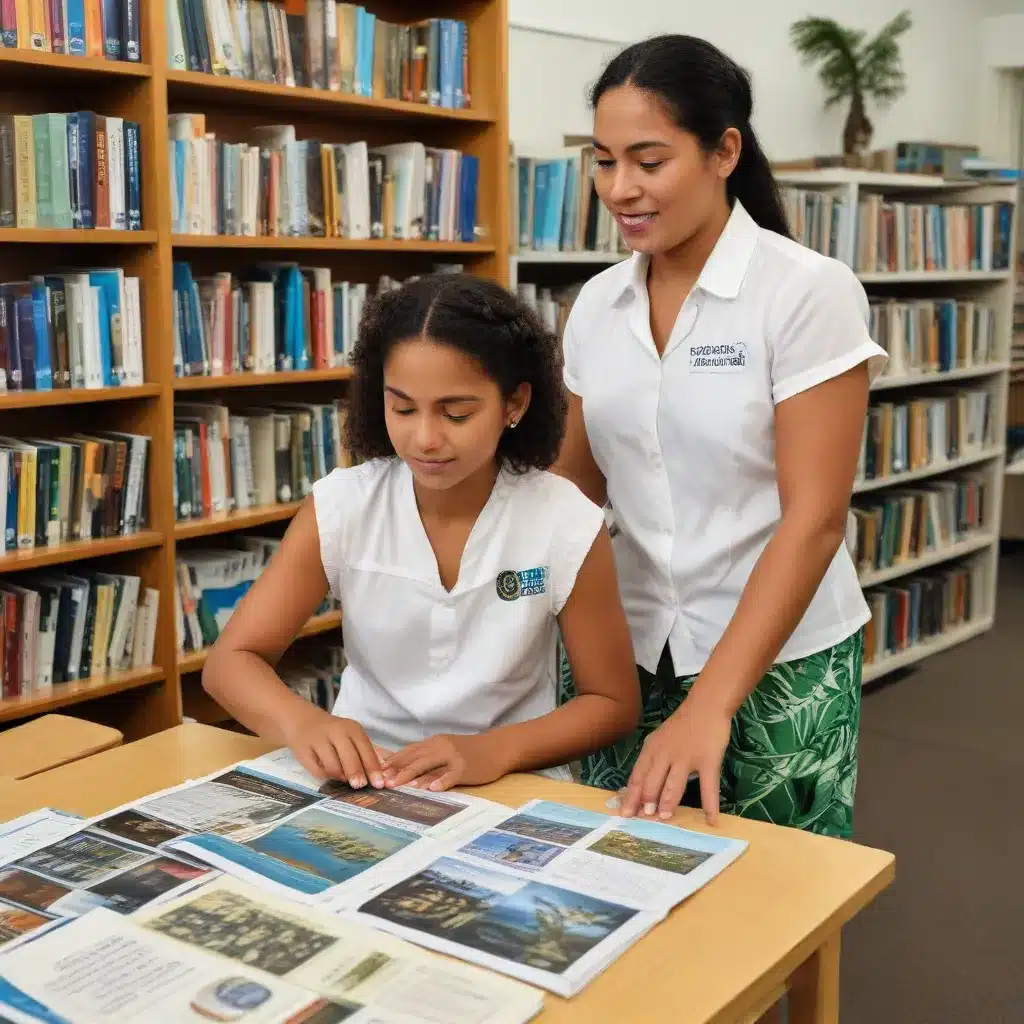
xmin=346 ymin=273 xmax=567 ymax=472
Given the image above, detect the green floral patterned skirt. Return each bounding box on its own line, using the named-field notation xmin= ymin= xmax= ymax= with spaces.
xmin=557 ymin=629 xmax=863 ymax=839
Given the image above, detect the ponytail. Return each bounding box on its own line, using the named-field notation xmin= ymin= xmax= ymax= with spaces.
xmin=591 ymin=34 xmax=792 ymax=239
xmin=729 ymin=124 xmax=791 ymax=239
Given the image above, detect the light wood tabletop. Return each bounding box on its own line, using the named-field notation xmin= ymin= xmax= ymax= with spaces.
xmin=0 ymin=724 xmax=894 ymax=1024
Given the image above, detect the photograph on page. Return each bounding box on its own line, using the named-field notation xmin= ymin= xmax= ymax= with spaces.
xmin=241 ymin=748 xmax=512 ymax=837
xmin=131 ymin=765 xmax=323 ymax=841
xmin=0 ymin=825 xmax=216 ymax=951
xmin=134 ymin=875 xmax=544 ymax=1024
xmin=350 ymin=854 xmax=660 ymax=997
xmin=0 ymin=907 xmax=350 ymax=1024
xmin=453 ymin=800 xmax=749 ymax=913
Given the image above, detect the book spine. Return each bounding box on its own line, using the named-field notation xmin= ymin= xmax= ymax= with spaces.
xmin=100 ymin=0 xmax=120 ymax=58
xmin=94 ymin=116 xmax=109 ymax=229
xmin=76 ymin=111 xmax=94 ymax=229
xmin=0 ymin=116 xmax=15 ymax=229
xmin=121 ymin=0 xmax=139 ymax=60
xmin=64 ymin=0 xmax=85 ymax=54
xmin=124 ymin=120 xmax=141 ymax=231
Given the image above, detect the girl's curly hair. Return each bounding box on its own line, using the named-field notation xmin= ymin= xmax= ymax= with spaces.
xmin=345 ymin=273 xmax=567 ymax=473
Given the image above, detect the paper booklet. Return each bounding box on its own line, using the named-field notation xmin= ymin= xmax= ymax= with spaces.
xmin=0 ymin=875 xmax=543 ymax=1024
xmin=340 ymin=798 xmax=749 ymax=997
xmin=149 ymin=749 xmax=513 ymax=904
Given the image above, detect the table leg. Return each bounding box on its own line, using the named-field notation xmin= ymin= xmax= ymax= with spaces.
xmin=787 ymin=932 xmax=841 ymax=1024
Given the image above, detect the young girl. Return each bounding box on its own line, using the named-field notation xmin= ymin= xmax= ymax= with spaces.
xmin=203 ymin=272 xmax=641 ymax=794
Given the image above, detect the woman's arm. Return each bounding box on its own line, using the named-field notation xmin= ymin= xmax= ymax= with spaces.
xmin=619 ymin=362 xmax=869 ymax=820
xmin=203 ymin=499 xmax=384 ymax=788
xmin=552 ymin=392 xmax=608 ymax=507
xmin=382 ymin=525 xmax=641 ymax=789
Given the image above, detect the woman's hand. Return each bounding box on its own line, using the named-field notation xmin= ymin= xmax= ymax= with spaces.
xmin=619 ymin=688 xmax=733 ymax=824
xmin=283 ymin=705 xmax=385 ymax=790
xmin=382 ymin=733 xmax=509 ymax=792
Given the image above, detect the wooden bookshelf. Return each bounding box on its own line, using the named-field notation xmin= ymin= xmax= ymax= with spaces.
xmin=0 ymin=0 xmax=509 ymax=737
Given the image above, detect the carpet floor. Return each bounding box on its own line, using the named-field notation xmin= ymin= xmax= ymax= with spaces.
xmin=840 ymin=543 xmax=1024 ymax=1023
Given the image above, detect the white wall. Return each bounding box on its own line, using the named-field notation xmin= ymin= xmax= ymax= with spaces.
xmin=509 ymin=0 xmax=985 ymax=160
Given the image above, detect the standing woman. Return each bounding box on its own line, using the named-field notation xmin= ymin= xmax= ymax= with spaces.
xmin=555 ymin=35 xmax=887 ymax=838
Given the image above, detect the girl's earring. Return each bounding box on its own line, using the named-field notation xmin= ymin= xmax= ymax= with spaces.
xmin=508 ymin=418 xmax=519 ymax=430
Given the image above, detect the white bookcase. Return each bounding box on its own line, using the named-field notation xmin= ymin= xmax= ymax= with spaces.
xmin=511 ymin=166 xmax=1016 ymax=685
xmin=773 ymin=168 xmax=1016 ymax=682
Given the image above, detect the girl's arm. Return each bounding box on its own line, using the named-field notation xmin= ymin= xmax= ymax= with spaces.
xmin=552 ymin=393 xmax=608 ymax=506
xmin=202 ymin=499 xmax=384 ymax=789
xmin=620 ymin=362 xmax=869 ymax=820
xmin=382 ymin=525 xmax=641 ymax=790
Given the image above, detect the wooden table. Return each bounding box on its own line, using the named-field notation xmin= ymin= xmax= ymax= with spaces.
xmin=0 ymin=714 xmax=123 ymax=779
xmin=0 ymin=724 xmax=894 ymax=1024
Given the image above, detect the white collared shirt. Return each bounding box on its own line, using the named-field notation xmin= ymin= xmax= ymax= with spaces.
xmin=563 ymin=200 xmax=888 ymax=675
xmin=311 ymin=459 xmax=605 ymax=778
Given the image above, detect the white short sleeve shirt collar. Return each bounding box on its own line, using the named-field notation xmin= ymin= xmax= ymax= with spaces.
xmin=564 ymin=200 xmax=888 ymax=675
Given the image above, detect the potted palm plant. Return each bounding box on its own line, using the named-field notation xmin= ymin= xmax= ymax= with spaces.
xmin=790 ymin=11 xmax=913 ymax=160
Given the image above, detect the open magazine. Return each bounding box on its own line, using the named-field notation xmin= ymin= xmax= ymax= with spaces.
xmin=140 ymin=751 xmax=511 ymax=904
xmin=340 ymin=799 xmax=749 ymax=997
xmin=0 ymin=875 xmax=543 ymax=1024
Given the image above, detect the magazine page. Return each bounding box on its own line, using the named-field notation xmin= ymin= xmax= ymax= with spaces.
xmin=342 ymin=801 xmax=748 ymax=997
xmin=0 ymin=976 xmax=70 ymax=1024
xmin=0 ymin=908 xmax=342 ymax=1024
xmin=452 ymin=799 xmax=749 ymax=913
xmin=346 ymin=852 xmax=661 ymax=998
xmin=241 ymin=748 xmax=510 ymax=836
xmin=0 ymin=811 xmax=84 ymax=861
xmin=0 ymin=820 xmax=216 ymax=952
xmin=145 ymin=760 xmax=509 ymax=905
xmin=132 ymin=874 xmax=544 ymax=1024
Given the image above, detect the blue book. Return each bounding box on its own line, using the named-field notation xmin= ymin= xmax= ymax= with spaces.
xmin=29 ymin=278 xmax=53 ymax=390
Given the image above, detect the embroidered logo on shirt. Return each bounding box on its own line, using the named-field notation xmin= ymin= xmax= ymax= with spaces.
xmin=689 ymin=342 xmax=748 ymax=372
xmin=496 ymin=567 xmax=547 ymax=601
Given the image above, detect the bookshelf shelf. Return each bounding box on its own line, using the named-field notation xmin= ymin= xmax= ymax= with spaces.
xmin=857 ymin=532 xmax=996 ymax=588
xmin=174 ymin=503 xmax=302 ymax=540
xmin=0 ymin=229 xmax=158 ymax=245
xmin=0 ymin=0 xmax=508 ymax=736
xmin=0 ymin=531 xmax=164 ymax=572
xmin=862 ymin=616 xmax=994 ymax=684
xmin=170 ymin=235 xmax=495 ymax=254
xmin=178 ymin=610 xmax=343 ymax=676
xmin=0 ymin=51 xmax=152 ymax=81
xmin=854 ymin=447 xmax=1004 ymax=495
xmin=0 ymin=666 xmax=165 ymax=723
xmin=174 ymin=369 xmax=354 ymax=391
xmin=0 ymin=385 xmax=161 ymax=409
xmin=871 ymin=363 xmax=1010 ymax=392
xmin=166 ymin=70 xmax=495 ymax=124
xmin=858 ymin=270 xmax=1011 ymax=284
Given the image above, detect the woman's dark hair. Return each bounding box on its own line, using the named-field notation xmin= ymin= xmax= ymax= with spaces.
xmin=591 ymin=34 xmax=791 ymax=239
xmin=346 ymin=272 xmax=567 ymax=472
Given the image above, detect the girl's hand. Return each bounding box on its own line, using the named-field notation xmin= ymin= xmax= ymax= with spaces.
xmin=382 ymin=733 xmax=508 ymax=792
xmin=283 ymin=706 xmax=385 ymax=790
xmin=619 ymin=689 xmax=733 ymax=824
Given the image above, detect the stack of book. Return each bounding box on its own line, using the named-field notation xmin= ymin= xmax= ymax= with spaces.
xmin=0 ymin=270 xmax=145 ymax=392
xmin=169 ymin=116 xmax=478 ymax=242
xmin=851 ymin=475 xmax=987 ymax=573
xmin=864 ymin=561 xmax=984 ymax=665
xmin=0 ymin=1 xmax=140 ymax=59
xmin=0 ymin=431 xmax=149 ymax=550
xmin=857 ymin=389 xmax=993 ymax=483
xmin=175 ymin=537 xmax=340 ymax=657
xmin=173 ymin=400 xmax=350 ymax=521
xmin=512 ymin=147 xmax=627 ymax=254
xmin=870 ymin=298 xmax=996 ymax=378
xmin=170 ymin=1 xmax=471 ymax=110
xmin=0 ymin=113 xmax=142 ymax=232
